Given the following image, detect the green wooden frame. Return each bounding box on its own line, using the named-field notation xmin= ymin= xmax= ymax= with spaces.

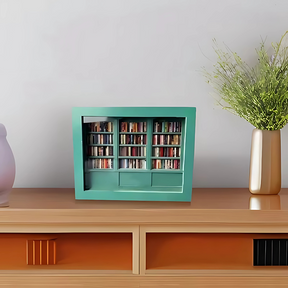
xmin=72 ymin=107 xmax=196 ymax=202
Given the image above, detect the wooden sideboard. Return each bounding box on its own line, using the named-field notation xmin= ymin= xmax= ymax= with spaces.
xmin=1 ymin=188 xmax=288 ymax=287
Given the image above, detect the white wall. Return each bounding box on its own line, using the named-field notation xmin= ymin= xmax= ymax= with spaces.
xmin=0 ymin=0 xmax=288 ymax=188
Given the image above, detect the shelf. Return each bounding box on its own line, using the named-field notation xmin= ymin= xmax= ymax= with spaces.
xmin=119 ymin=156 xmax=146 ymax=159
xmin=88 ymin=144 xmax=113 ymax=146
xmin=119 ymin=144 xmax=146 ymax=147
xmin=90 ymin=169 xmax=162 ymax=172
xmin=118 ymin=169 xmax=147 ymax=172
xmin=151 ymin=169 xmax=182 ymax=172
xmin=88 ymin=156 xmax=114 ymax=159
xmin=152 ymin=145 xmax=181 ymax=147
xmin=153 ymin=132 xmax=181 ymax=135
xmin=117 ymin=169 xmax=181 ymax=172
xmin=151 ymin=157 xmax=180 ymax=160
xmin=88 ymin=132 xmax=114 ymax=134
xmin=119 ymin=132 xmax=147 ymax=135
xmin=88 ymin=169 xmax=114 ymax=171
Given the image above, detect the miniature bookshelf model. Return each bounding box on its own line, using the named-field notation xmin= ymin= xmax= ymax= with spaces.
xmin=72 ymin=107 xmax=196 ymax=201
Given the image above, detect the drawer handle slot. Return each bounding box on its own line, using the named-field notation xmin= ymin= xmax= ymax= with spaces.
xmin=26 ymin=239 xmax=56 ymax=265
xmin=254 ymin=239 xmax=288 ymax=266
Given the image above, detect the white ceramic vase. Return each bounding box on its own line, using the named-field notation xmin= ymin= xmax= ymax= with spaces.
xmin=0 ymin=124 xmax=15 ymax=207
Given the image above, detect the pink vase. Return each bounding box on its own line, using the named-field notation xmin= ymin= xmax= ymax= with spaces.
xmin=0 ymin=124 xmax=15 ymax=207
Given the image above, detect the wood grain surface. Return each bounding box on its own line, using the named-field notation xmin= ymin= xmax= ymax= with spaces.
xmin=0 ymin=188 xmax=287 ymax=287
xmin=1 ymin=188 xmax=288 ymax=228
xmin=0 ymin=273 xmax=287 ymax=287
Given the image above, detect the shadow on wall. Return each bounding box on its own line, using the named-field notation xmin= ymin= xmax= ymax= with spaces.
xmin=192 ymin=156 xmax=250 ymax=188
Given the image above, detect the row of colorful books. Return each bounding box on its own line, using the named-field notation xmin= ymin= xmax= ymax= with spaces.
xmin=87 ymin=120 xmax=181 ymax=133
xmin=152 ymin=159 xmax=180 ymax=170
xmin=88 ymin=133 xmax=180 ymax=145
xmin=120 ymin=146 xmax=146 ymax=157
xmin=89 ymin=134 xmax=113 ymax=145
xmin=153 ymin=134 xmax=181 ymax=145
xmin=153 ymin=147 xmax=180 ymax=158
xmin=120 ymin=121 xmax=147 ymax=133
xmin=153 ymin=121 xmax=182 ymax=133
xmin=89 ymin=122 xmax=113 ymax=132
xmin=88 ymin=158 xmax=113 ymax=169
xmin=89 ymin=146 xmax=113 ymax=157
xmin=119 ymin=159 xmax=146 ymax=169
xmin=120 ymin=134 xmax=147 ymax=145
xmin=87 ymin=159 xmax=180 ymax=169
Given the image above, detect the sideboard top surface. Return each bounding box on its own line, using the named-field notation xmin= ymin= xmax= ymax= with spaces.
xmin=0 ymin=188 xmax=285 ymax=229
xmin=7 ymin=188 xmax=288 ymax=210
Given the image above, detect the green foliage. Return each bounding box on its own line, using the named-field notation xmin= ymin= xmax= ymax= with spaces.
xmin=204 ymin=31 xmax=288 ymax=130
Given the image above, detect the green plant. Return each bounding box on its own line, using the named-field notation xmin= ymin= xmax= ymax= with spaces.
xmin=203 ymin=31 xmax=288 ymax=130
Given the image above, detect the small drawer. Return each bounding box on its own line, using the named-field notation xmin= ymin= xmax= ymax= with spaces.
xmin=119 ymin=172 xmax=151 ymax=187
xmin=152 ymin=173 xmax=182 ymax=187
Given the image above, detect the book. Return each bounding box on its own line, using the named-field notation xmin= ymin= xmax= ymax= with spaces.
xmin=119 ymin=159 xmax=147 ymax=169
xmin=153 ymin=121 xmax=182 ymax=133
xmin=89 ymin=121 xmax=114 ymax=132
xmin=120 ymin=121 xmax=147 ymax=133
xmin=153 ymin=147 xmax=180 ymax=158
xmin=152 ymin=159 xmax=180 ymax=170
xmin=87 ymin=119 xmax=182 ymax=170
xmin=89 ymin=158 xmax=114 ymax=169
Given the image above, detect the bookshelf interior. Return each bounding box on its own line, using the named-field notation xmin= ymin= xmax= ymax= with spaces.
xmin=73 ymin=107 xmax=196 ymax=201
xmin=83 ymin=117 xmax=184 ymax=191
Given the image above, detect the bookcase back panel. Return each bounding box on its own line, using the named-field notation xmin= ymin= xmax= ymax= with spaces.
xmin=73 ymin=107 xmax=196 ymax=201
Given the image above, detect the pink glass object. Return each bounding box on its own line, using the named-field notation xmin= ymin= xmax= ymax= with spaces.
xmin=0 ymin=124 xmax=15 ymax=207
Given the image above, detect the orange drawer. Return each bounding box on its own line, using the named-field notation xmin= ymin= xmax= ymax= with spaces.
xmin=0 ymin=233 xmax=132 ymax=270
xmin=146 ymin=233 xmax=288 ymax=270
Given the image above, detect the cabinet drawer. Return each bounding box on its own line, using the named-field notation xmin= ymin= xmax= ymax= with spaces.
xmin=146 ymin=233 xmax=288 ymax=271
xmin=0 ymin=233 xmax=132 ymax=270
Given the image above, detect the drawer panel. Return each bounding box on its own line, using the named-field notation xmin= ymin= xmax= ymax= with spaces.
xmin=146 ymin=233 xmax=288 ymax=270
xmin=119 ymin=172 xmax=151 ymax=187
xmin=0 ymin=233 xmax=132 ymax=270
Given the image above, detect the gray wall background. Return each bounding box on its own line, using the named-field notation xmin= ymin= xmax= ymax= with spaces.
xmin=0 ymin=0 xmax=288 ymax=188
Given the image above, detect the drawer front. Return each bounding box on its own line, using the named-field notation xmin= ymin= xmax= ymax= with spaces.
xmin=0 ymin=233 xmax=132 ymax=270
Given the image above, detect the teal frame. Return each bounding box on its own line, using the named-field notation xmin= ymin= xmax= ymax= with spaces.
xmin=72 ymin=107 xmax=196 ymax=202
